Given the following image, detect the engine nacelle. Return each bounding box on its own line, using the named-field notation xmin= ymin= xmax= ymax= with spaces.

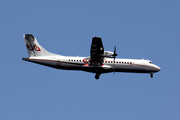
xmin=103 ymin=51 xmax=114 ymax=58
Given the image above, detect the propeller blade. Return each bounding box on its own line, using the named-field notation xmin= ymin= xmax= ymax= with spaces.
xmin=113 ymin=46 xmax=118 ymax=63
xmin=114 ymin=46 xmax=118 ymax=56
xmin=114 ymin=46 xmax=116 ymax=54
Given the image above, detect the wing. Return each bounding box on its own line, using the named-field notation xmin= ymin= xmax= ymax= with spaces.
xmin=90 ymin=37 xmax=104 ymax=65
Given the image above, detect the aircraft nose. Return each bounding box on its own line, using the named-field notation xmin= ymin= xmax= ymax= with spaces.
xmin=155 ymin=65 xmax=161 ymax=72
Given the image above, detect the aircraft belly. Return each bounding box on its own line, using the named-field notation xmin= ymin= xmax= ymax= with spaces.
xmin=59 ymin=63 xmax=111 ymax=73
xmin=22 ymin=58 xmax=58 ymax=68
xmin=59 ymin=62 xmax=83 ymax=70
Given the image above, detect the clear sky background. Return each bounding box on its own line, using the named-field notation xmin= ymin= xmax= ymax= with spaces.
xmin=0 ymin=0 xmax=180 ymax=120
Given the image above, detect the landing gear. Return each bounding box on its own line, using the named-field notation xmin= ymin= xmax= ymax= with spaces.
xmin=94 ymin=66 xmax=101 ymax=80
xmin=150 ymin=72 xmax=153 ymax=78
xmin=95 ymin=74 xmax=100 ymax=80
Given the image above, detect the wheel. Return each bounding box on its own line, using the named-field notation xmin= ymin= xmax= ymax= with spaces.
xmin=150 ymin=72 xmax=153 ymax=78
xmin=95 ymin=74 xmax=100 ymax=80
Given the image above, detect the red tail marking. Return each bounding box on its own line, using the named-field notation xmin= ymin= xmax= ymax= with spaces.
xmin=26 ymin=45 xmax=41 ymax=51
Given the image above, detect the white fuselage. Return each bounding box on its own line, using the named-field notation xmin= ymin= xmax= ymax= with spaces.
xmin=23 ymin=55 xmax=161 ymax=74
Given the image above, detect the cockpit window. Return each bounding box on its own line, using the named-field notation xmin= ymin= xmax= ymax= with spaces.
xmin=149 ymin=61 xmax=154 ymax=64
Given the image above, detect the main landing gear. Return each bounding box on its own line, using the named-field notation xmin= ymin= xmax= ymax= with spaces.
xmin=150 ymin=72 xmax=153 ymax=78
xmin=94 ymin=65 xmax=101 ymax=80
xmin=95 ymin=73 xmax=101 ymax=80
xmin=95 ymin=74 xmax=100 ymax=79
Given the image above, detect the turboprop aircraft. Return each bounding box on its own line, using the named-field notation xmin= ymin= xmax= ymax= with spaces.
xmin=22 ymin=34 xmax=161 ymax=79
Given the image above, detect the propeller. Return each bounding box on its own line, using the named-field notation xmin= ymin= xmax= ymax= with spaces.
xmin=113 ymin=46 xmax=118 ymax=75
xmin=113 ymin=46 xmax=118 ymax=63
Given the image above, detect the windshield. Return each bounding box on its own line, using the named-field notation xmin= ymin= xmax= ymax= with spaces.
xmin=149 ymin=61 xmax=154 ymax=64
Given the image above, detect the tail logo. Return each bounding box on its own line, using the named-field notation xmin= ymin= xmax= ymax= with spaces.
xmin=26 ymin=45 xmax=41 ymax=51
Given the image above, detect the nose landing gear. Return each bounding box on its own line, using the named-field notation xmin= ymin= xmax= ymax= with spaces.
xmin=150 ymin=72 xmax=153 ymax=78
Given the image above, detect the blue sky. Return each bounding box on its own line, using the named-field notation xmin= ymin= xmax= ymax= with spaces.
xmin=0 ymin=0 xmax=180 ymax=120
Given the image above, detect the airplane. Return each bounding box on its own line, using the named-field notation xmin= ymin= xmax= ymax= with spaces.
xmin=22 ymin=34 xmax=161 ymax=79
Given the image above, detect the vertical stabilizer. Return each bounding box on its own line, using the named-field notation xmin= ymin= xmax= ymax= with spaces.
xmin=23 ymin=34 xmax=56 ymax=57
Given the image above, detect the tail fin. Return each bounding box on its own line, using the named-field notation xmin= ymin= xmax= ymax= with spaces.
xmin=23 ymin=34 xmax=55 ymax=57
